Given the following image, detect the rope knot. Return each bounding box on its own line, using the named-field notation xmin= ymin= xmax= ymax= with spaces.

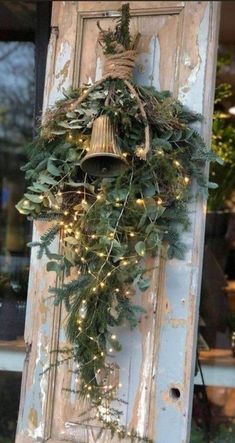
xmin=103 ymin=50 xmax=137 ymax=80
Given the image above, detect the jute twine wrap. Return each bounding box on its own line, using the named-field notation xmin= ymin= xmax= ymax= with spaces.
xmin=68 ymin=46 xmax=150 ymax=160
xmin=103 ymin=50 xmax=136 ymax=80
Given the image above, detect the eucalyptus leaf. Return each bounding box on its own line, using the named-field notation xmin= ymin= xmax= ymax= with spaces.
xmin=24 ymin=193 xmax=43 ymax=203
xmin=135 ymin=241 xmax=146 ymax=256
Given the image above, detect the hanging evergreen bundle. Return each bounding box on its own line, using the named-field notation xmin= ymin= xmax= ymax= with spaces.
xmin=17 ymin=4 xmax=220 ymax=441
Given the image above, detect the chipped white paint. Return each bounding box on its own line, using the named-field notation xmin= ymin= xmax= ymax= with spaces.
xmin=95 ymin=56 xmax=103 ymax=81
xmin=134 ymin=35 xmax=160 ymax=89
xmin=136 ymin=330 xmax=152 ymax=435
xmin=179 ymin=3 xmax=210 ymax=112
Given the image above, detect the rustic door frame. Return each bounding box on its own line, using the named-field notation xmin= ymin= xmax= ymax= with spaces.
xmin=16 ymin=2 xmax=221 ymax=443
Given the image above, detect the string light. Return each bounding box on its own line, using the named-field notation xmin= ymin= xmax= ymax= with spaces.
xmin=109 ymin=348 xmax=113 ymax=353
xmin=129 ymin=232 xmax=135 ymax=237
xmin=184 ymin=176 xmax=190 ymax=184
xmin=122 ymin=260 xmax=128 ymax=266
xmin=92 ymin=287 xmax=97 ymax=292
xmin=100 ymin=282 xmax=105 ymax=288
xmin=174 ymin=160 xmax=180 ymax=167
xmin=136 ymin=198 xmax=144 ymax=205
xmin=96 ymin=194 xmax=102 ymax=200
xmin=64 ymin=210 xmax=69 ymax=216
xmin=115 ymin=288 xmax=120 ymax=293
xmin=157 ymin=198 xmax=163 ymax=205
xmin=111 ymin=334 xmax=116 ymax=340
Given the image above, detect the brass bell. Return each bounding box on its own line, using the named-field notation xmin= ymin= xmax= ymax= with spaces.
xmin=80 ymin=115 xmax=128 ymax=177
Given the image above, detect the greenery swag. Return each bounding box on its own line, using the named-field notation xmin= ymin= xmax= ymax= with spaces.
xmin=17 ymin=5 xmax=220 ymax=441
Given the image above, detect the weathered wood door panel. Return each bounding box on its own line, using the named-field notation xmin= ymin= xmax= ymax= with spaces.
xmin=16 ymin=2 xmax=220 ymax=443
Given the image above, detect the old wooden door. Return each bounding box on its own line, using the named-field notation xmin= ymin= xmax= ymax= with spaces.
xmin=16 ymin=2 xmax=220 ymax=443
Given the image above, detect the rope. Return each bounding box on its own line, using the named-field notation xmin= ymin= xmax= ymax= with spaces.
xmin=103 ymin=50 xmax=136 ymax=80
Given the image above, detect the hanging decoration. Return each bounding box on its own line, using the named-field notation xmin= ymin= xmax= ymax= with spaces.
xmin=17 ymin=4 xmax=220 ymax=441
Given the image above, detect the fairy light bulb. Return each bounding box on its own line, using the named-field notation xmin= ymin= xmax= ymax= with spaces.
xmin=109 ymin=348 xmax=113 ymax=353
xmin=100 ymin=282 xmax=105 ymax=288
xmin=184 ymin=176 xmax=190 ymax=184
xmin=111 ymin=334 xmax=116 ymax=340
xmin=64 ymin=210 xmax=69 ymax=216
xmin=92 ymin=287 xmax=97 ymax=292
xmin=81 ymin=257 xmax=85 ymax=263
xmin=98 ymin=252 xmax=105 ymax=257
xmin=174 ymin=160 xmax=180 ymax=167
xmin=107 ymin=272 xmax=111 ymax=277
xmin=82 ymin=299 xmax=86 ymax=304
xmin=122 ymin=260 xmax=128 ymax=266
xmin=115 ymin=288 xmax=120 ymax=293
xmin=129 ymin=232 xmax=135 ymax=237
xmin=68 ymin=133 xmax=73 ymax=140
xmin=157 ymin=198 xmax=163 ymax=205
xmin=96 ymin=194 xmax=102 ymax=201
xmin=136 ymin=198 xmax=144 ymax=205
